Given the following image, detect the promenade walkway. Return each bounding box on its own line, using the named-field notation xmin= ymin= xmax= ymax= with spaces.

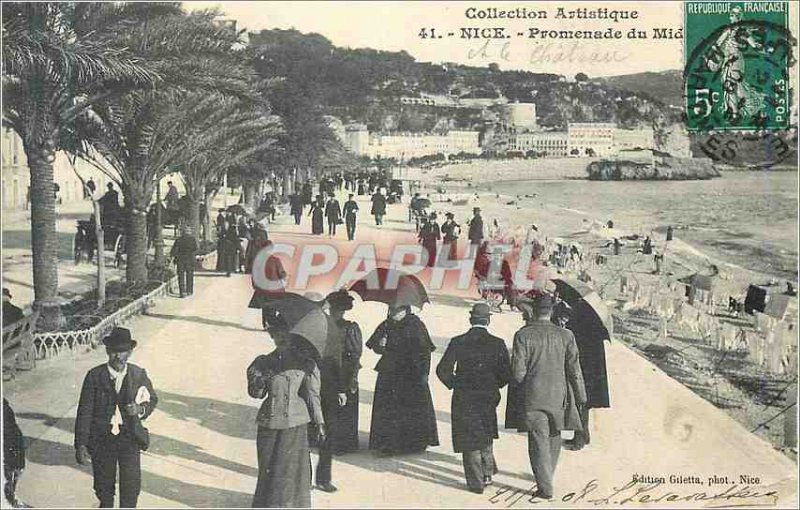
xmin=5 ymin=193 xmax=797 ymax=508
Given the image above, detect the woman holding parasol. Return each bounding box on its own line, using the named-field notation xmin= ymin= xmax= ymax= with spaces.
xmin=246 ymin=301 xmax=327 ymax=508
xmin=354 ymin=268 xmax=439 ymax=455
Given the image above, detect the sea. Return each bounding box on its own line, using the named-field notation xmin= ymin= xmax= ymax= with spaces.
xmin=484 ymin=171 xmax=799 ymax=280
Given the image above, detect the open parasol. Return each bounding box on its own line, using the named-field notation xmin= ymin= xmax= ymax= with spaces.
xmin=262 ymin=293 xmax=328 ymax=356
xmin=349 ymin=267 xmax=430 ymax=310
xmin=552 ymin=277 xmax=613 ymax=340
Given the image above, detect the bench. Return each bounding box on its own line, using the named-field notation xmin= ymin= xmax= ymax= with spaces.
xmin=3 ymin=311 xmax=39 ymax=381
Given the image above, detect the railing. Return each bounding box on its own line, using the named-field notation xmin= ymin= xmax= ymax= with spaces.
xmin=32 ymin=276 xmax=177 ymax=360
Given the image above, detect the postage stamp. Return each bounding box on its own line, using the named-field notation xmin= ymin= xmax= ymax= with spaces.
xmin=684 ymin=1 xmax=794 ymax=132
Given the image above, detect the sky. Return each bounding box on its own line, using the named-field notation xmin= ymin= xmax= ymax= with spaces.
xmin=184 ymin=1 xmax=688 ymax=77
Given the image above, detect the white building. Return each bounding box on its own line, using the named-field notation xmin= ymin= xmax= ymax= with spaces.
xmin=513 ymin=131 xmax=569 ymax=157
xmin=568 ymin=122 xmax=616 ymax=157
xmin=502 ymin=102 xmax=538 ymax=131
xmin=613 ymin=127 xmax=654 ymax=151
xmin=445 ymin=131 xmax=481 ymax=155
xmin=2 ymin=127 xmax=112 ymax=210
xmin=344 ymin=124 xmax=370 ymax=156
xmin=343 ymin=128 xmax=480 ymax=160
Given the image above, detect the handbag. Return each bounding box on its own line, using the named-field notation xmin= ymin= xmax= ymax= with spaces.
xmin=127 ymin=374 xmax=151 ymax=451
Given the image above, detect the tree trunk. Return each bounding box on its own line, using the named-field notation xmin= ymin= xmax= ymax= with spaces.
xmin=202 ymin=188 xmax=215 ymax=243
xmin=283 ymin=171 xmax=292 ymax=199
xmin=186 ymin=188 xmax=202 ymax=245
xmin=93 ymin=199 xmax=106 ymax=309
xmin=25 ymin=140 xmax=63 ymax=330
xmin=125 ymin=204 xmax=149 ymax=286
xmin=243 ymin=180 xmax=259 ymax=208
xmin=153 ymin=180 xmax=165 ymax=267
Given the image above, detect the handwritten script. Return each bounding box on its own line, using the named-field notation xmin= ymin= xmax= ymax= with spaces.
xmin=488 ymin=479 xmax=779 ymax=508
xmin=466 ymin=40 xmax=629 ymax=67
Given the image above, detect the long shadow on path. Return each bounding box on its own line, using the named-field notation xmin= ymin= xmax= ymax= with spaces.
xmin=145 ymin=312 xmax=262 ymax=333
xmin=155 ymin=391 xmax=258 ymax=441
xmin=19 ymin=413 xmax=255 ymax=507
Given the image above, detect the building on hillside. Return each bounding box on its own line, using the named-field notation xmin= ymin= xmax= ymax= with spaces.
xmin=400 ymin=93 xmax=464 ymax=108
xmin=343 ymin=127 xmax=480 ymax=160
xmin=567 ymin=122 xmax=616 ymax=157
xmin=445 ymin=131 xmax=481 ymax=155
xmin=501 ymin=102 xmax=537 ymax=131
xmin=513 ymin=131 xmax=569 ymax=157
xmin=613 ymin=127 xmax=654 ymax=151
xmin=2 ymin=127 xmax=113 ymax=211
xmin=344 ymin=124 xmax=370 ymax=156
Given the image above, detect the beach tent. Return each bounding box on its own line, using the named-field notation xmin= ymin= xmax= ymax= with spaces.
xmin=678 ymin=273 xmax=718 ymax=292
xmin=764 ymin=294 xmax=798 ymax=323
xmin=745 ymin=285 xmax=768 ymax=314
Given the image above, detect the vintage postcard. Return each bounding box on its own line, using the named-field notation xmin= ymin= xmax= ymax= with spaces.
xmin=2 ymin=1 xmax=798 ymax=508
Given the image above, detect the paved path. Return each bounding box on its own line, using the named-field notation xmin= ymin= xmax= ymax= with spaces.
xmin=5 ymin=194 xmax=797 ymax=508
xmin=2 ymin=201 xmax=128 ymax=308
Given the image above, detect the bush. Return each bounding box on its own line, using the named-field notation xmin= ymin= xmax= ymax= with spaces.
xmin=148 ymin=262 xmax=176 ymax=283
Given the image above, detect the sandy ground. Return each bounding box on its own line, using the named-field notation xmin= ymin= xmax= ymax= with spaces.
xmin=4 ymin=191 xmax=797 ymax=508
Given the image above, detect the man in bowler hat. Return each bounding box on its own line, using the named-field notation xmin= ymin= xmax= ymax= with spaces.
xmin=75 ymin=327 xmax=158 ymax=508
xmin=437 ymin=303 xmax=511 ymax=494
xmin=170 ymin=226 xmax=197 ymax=298
xmin=511 ymin=295 xmax=585 ymax=500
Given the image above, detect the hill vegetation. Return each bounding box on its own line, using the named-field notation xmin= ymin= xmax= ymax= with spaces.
xmin=249 ymin=29 xmax=682 ymax=134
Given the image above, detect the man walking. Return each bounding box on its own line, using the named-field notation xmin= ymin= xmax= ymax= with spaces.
xmin=468 ymin=207 xmax=484 ymax=257
xmin=325 ymin=194 xmax=342 ymax=237
xmin=511 ymin=295 xmax=586 ymax=500
xmin=370 ymin=190 xmax=386 ymax=226
xmin=436 ymin=303 xmax=511 ymax=494
xmin=170 ymin=227 xmax=197 ymax=298
xmin=74 ymin=327 xmax=158 ymax=508
xmin=343 ymin=194 xmax=359 ymax=241
xmin=289 ymin=191 xmax=304 ymax=225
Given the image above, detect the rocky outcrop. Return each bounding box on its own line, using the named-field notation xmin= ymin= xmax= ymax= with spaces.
xmin=587 ymin=153 xmax=720 ymax=181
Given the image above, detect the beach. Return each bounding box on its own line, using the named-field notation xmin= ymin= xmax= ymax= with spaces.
xmin=412 ymin=168 xmax=798 ymax=456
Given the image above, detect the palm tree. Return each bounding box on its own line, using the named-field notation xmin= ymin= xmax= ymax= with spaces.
xmin=72 ymin=8 xmax=258 ymax=285
xmin=175 ymin=92 xmax=281 ymax=241
xmin=2 ymin=2 xmax=160 ymax=328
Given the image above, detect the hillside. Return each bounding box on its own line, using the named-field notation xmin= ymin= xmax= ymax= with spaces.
xmin=597 ymin=70 xmax=684 ymax=109
xmin=250 ymin=29 xmax=682 ymax=134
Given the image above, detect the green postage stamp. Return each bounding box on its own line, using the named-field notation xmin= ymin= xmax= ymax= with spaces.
xmin=684 ymin=1 xmax=793 ymax=132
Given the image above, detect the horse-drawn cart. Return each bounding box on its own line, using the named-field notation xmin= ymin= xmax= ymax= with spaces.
xmin=73 ymin=216 xmax=126 ymax=267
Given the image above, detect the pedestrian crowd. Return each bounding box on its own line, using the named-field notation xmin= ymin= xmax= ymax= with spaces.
xmin=0 ymin=284 xmax=614 ymax=508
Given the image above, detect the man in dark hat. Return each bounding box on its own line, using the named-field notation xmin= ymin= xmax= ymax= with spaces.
xmin=170 ymin=226 xmax=197 ymax=298
xmin=343 ymin=194 xmax=359 ymax=241
xmin=510 ymin=295 xmax=586 ymax=500
xmin=2 ymin=288 xmax=24 ymax=326
xmin=418 ymin=212 xmax=441 ymax=267
xmin=75 ymin=327 xmax=158 ymax=508
xmin=468 ymin=207 xmax=484 ymax=249
xmin=436 ymin=303 xmax=511 ymax=494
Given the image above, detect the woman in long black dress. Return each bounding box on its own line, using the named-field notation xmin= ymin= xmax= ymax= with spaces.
xmin=366 ymin=304 xmax=439 ymax=455
xmin=309 ymin=195 xmax=325 ymax=235
xmin=325 ymin=290 xmax=363 ymax=453
xmin=217 ymin=225 xmax=242 ymax=276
